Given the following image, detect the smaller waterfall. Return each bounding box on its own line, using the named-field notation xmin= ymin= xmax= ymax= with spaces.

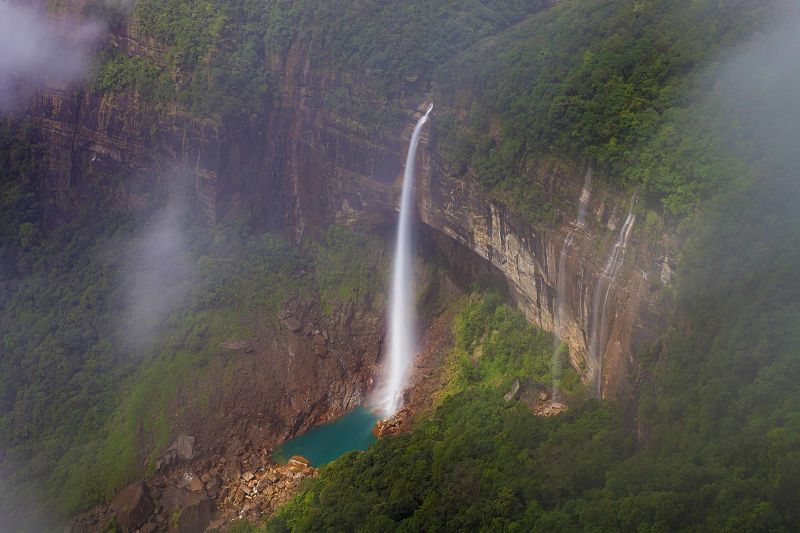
xmin=552 ymin=169 xmax=593 ymax=400
xmin=587 ymin=192 xmax=638 ymax=396
xmin=378 ymin=103 xmax=433 ymax=417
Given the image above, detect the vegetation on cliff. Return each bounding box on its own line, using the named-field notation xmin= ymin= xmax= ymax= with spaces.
xmin=435 ymin=0 xmax=782 ymax=219
xmin=2 ymin=0 xmax=799 ymax=530
xmin=237 ymin=6 xmax=800 ymax=529
xmin=92 ymin=0 xmax=785 ymax=221
xmin=259 ymin=184 xmax=800 ymax=529
xmin=0 ymin=191 xmax=383 ymax=521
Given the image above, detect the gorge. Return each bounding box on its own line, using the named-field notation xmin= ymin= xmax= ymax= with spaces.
xmin=1 ymin=0 xmax=799 ymax=531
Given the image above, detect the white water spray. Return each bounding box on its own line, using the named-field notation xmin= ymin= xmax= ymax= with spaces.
xmin=587 ymin=192 xmax=638 ymax=396
xmin=379 ymin=103 xmax=433 ymax=417
xmin=552 ymin=169 xmax=593 ymax=400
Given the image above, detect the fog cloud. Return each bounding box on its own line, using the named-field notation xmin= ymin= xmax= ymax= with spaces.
xmin=0 ymin=1 xmax=103 ymax=112
xmin=122 ymin=201 xmax=195 ymax=351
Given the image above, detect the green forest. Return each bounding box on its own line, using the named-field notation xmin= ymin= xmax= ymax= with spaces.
xmin=1 ymin=0 xmax=799 ymax=530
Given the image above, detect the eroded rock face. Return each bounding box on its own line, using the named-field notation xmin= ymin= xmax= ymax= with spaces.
xmin=24 ymin=7 xmax=673 ymax=406
xmin=414 ymin=160 xmax=676 ymax=399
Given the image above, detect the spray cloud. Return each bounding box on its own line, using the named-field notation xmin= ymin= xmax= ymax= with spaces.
xmin=0 ymin=1 xmax=103 ymax=112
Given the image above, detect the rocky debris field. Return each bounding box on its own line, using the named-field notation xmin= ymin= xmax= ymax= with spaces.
xmin=72 ymin=435 xmax=316 ymax=533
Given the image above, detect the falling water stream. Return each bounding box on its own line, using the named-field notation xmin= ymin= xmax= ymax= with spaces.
xmin=552 ymin=169 xmax=593 ymax=400
xmin=378 ymin=103 xmax=433 ymax=417
xmin=588 ymin=192 xmax=638 ymax=396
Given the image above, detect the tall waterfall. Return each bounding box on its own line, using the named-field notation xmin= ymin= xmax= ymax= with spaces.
xmin=379 ymin=103 xmax=433 ymax=417
xmin=587 ymin=192 xmax=638 ymax=396
xmin=551 ymin=169 xmax=593 ymax=400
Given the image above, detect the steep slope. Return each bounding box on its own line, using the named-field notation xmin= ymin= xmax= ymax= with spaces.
xmin=0 ymin=0 xmax=795 ymax=530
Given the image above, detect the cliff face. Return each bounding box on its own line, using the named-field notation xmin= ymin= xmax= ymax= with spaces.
xmin=23 ymin=11 xmax=674 ymax=402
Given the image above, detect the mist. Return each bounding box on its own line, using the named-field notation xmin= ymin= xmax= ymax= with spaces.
xmin=121 ymin=200 xmax=195 ymax=352
xmin=0 ymin=1 xmax=103 ymax=112
xmin=712 ymin=3 xmax=800 ymax=173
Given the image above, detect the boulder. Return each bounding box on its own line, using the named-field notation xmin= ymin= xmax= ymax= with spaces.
xmin=287 ymin=455 xmax=310 ymax=472
xmin=160 ymin=487 xmax=215 ymax=533
xmin=167 ymin=435 xmax=196 ymax=461
xmin=283 ymin=317 xmax=302 ymax=332
xmin=188 ymin=476 xmax=204 ymax=493
xmin=110 ymin=481 xmax=154 ymax=532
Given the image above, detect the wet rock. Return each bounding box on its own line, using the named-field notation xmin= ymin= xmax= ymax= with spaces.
xmin=373 ymin=408 xmax=411 ymax=437
xmin=110 ymin=481 xmax=154 ymax=532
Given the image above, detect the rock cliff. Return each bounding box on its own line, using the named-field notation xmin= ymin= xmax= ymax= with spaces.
xmin=23 ymin=6 xmax=674 ymax=406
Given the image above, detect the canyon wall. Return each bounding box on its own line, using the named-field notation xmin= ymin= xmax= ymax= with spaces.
xmin=22 ymin=10 xmax=675 ymax=401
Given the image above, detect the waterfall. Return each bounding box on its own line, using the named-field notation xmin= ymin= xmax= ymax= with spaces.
xmin=378 ymin=103 xmax=433 ymax=417
xmin=587 ymin=192 xmax=638 ymax=396
xmin=551 ymin=169 xmax=593 ymax=401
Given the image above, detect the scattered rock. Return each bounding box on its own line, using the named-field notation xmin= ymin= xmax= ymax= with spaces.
xmin=110 ymin=481 xmax=154 ymax=532
xmin=373 ymin=408 xmax=411 ymax=437
xmin=534 ymin=401 xmax=569 ymax=417
xmin=287 ymin=455 xmax=310 ymax=472
xmin=242 ymin=471 xmax=255 ymax=482
xmin=283 ymin=317 xmax=302 ymax=332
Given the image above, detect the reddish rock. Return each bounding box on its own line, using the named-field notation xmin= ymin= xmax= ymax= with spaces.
xmin=110 ymin=481 xmax=154 ymax=532
xmin=188 ymin=476 xmax=205 ymax=493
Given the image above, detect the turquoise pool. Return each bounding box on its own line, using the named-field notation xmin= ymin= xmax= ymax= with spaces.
xmin=272 ymin=406 xmax=381 ymax=467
